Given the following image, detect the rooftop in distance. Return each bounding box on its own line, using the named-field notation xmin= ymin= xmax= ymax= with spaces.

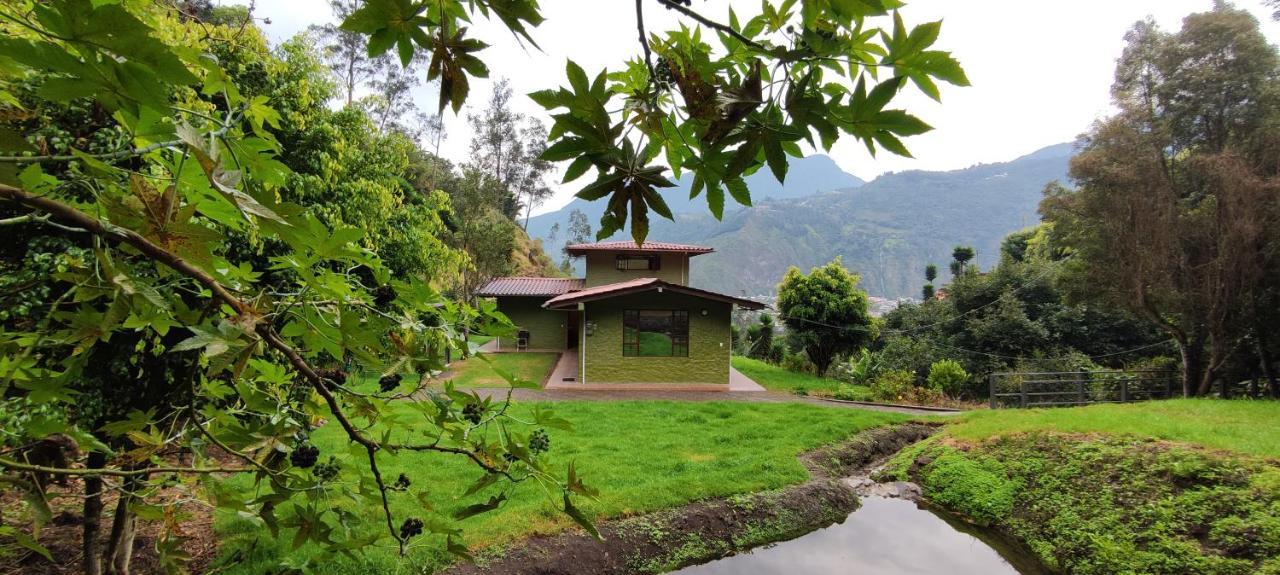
xmin=564 ymin=240 xmax=715 ymax=256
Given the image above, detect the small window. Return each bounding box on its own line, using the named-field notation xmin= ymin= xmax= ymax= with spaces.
xmin=623 ymin=310 xmax=689 ymax=357
xmin=616 ymin=255 xmax=660 ymax=271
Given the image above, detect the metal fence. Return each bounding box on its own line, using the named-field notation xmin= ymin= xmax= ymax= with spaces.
xmin=989 ymin=370 xmax=1178 ymax=409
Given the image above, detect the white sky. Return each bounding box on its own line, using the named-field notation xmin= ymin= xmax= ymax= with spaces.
xmin=244 ymin=0 xmax=1280 ymax=214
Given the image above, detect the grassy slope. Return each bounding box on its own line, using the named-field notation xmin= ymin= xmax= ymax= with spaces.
xmin=442 ymin=352 xmax=559 ymax=388
xmin=214 ymin=401 xmax=906 ymax=574
xmin=888 ymin=399 xmax=1280 ymax=575
xmin=950 ymin=399 xmax=1280 ymax=457
xmin=731 ymin=356 xmax=871 ymax=399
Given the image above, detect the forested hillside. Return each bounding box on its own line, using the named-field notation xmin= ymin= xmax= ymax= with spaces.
xmin=532 ymin=143 xmax=1072 ymax=298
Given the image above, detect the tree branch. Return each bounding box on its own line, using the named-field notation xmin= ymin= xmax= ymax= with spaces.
xmin=0 ymin=139 xmax=185 ymax=164
xmin=636 ymin=0 xmax=655 ymax=79
xmin=655 ymin=0 xmax=762 ymax=49
xmin=0 ymin=457 xmax=251 ymax=477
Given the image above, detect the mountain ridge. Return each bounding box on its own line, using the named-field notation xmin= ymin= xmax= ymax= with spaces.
xmin=529 ymin=142 xmax=1075 ymax=299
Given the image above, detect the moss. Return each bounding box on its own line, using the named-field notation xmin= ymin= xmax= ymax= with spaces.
xmin=904 ymin=433 xmax=1280 ymax=575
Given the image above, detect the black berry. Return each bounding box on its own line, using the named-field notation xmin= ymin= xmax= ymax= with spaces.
xmin=373 ymin=285 xmax=397 ymax=308
xmin=379 ymin=373 xmax=403 ymax=393
xmin=316 ymin=367 xmax=348 ymax=385
xmin=313 ymin=456 xmax=340 ymax=482
xmin=291 ymin=444 xmax=319 ymax=468
xmin=462 ymin=403 xmax=483 ymax=425
xmin=400 ymin=517 xmax=424 ymax=539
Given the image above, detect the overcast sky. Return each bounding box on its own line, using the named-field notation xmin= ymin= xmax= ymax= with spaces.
xmin=243 ymin=0 xmax=1280 ymax=214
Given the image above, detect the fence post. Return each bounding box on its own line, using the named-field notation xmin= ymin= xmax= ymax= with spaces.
xmin=1120 ymin=378 xmax=1129 ymax=403
xmin=1077 ymin=372 xmax=1086 ymax=404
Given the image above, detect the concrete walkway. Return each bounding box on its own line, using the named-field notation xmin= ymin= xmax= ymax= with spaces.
xmin=469 ymin=387 xmax=955 ymax=416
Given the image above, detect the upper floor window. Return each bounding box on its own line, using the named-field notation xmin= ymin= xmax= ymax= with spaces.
xmin=616 ymin=255 xmax=660 ymax=271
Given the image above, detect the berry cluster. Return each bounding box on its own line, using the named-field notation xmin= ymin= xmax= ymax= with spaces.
xmin=316 ymin=367 xmax=348 ymax=385
xmin=373 ymin=285 xmax=397 ymax=308
xmin=654 ymin=58 xmax=675 ymax=88
xmin=529 ymin=428 xmax=550 ymax=454
xmin=312 ymin=456 xmax=340 ymax=482
xmin=462 ymin=402 xmax=483 ymax=425
xmin=379 ymin=373 xmax=403 ymax=393
xmin=400 ymin=517 xmax=424 ymax=539
xmin=291 ymin=443 xmax=320 ymax=468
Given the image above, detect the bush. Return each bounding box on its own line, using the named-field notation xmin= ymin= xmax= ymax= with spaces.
xmin=870 ymin=370 xmax=914 ymax=402
xmin=781 ymin=350 xmax=816 ymax=374
xmin=927 ymin=359 xmax=970 ymax=397
xmin=766 ymin=341 xmax=785 ymax=365
xmin=832 ymin=349 xmax=880 ymax=387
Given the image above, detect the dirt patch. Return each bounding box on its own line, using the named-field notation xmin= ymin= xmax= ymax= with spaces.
xmin=0 ymin=475 xmax=220 ymax=575
xmin=444 ymin=423 xmax=938 ymax=575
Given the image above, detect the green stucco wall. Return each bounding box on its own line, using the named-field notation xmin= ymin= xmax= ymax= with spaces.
xmin=495 ymin=297 xmax=568 ymax=350
xmin=583 ymin=252 xmax=691 ymax=286
xmin=579 ymin=291 xmax=731 ymax=384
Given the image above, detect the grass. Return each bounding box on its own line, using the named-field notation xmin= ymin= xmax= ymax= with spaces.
xmin=213 ymin=400 xmax=906 ymax=574
xmin=884 ymin=399 xmax=1280 ymax=575
xmin=949 ymin=398 xmax=1280 ymax=457
xmin=731 ymin=356 xmax=871 ymax=399
xmin=468 ymin=334 xmax=495 ymax=346
xmin=440 ymin=352 xmax=559 ymax=388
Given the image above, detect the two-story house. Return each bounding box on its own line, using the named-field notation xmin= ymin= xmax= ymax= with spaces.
xmin=475 ymin=240 xmax=764 ymax=390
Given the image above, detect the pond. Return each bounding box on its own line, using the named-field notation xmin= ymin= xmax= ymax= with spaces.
xmin=671 ymin=497 xmax=1046 ymax=575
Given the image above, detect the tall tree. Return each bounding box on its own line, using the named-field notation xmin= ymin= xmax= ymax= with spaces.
xmin=561 ymin=208 xmax=592 ymax=271
xmin=1041 ymin=4 xmax=1280 ymax=396
xmin=776 ymin=259 xmax=874 ymax=376
xmin=950 ymin=245 xmax=976 ymax=277
xmin=466 ymin=79 xmax=554 ymax=228
xmin=309 ymin=0 xmax=387 ymax=106
xmin=923 ymin=263 xmax=938 ymax=300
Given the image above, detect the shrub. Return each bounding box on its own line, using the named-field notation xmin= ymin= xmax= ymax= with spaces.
xmin=870 ymin=370 xmax=914 ymax=402
xmin=781 ymin=351 xmax=816 ymax=374
xmin=832 ymin=385 xmax=869 ymax=401
xmin=766 ymin=341 xmax=786 ymax=365
xmin=833 ymin=349 xmax=879 ymax=387
xmin=927 ymin=359 xmax=970 ymax=397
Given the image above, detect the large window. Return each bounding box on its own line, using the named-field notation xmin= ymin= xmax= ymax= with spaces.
xmin=622 ymin=310 xmax=689 ymax=357
xmin=616 ymin=255 xmax=660 ymax=271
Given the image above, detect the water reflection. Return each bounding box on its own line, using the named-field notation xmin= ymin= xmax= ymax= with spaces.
xmin=672 ymin=497 xmax=1033 ymax=575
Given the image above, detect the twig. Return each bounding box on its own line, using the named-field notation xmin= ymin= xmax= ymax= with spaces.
xmin=636 ymin=0 xmax=655 ymax=80
xmin=655 ymin=0 xmax=763 ymax=50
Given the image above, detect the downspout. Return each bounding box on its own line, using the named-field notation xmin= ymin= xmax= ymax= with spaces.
xmin=579 ymin=302 xmax=586 ymax=385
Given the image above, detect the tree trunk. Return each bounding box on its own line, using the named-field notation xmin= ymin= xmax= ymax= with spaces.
xmin=1254 ymin=330 xmax=1279 ymax=398
xmin=1177 ymin=336 xmax=1203 ymax=397
xmin=103 ymin=474 xmax=140 ymax=575
xmin=83 ymin=451 xmax=106 ymax=575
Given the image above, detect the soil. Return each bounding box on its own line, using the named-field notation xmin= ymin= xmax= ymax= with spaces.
xmin=444 ymin=423 xmax=938 ymax=575
xmin=1 ymin=467 xmax=223 ymax=575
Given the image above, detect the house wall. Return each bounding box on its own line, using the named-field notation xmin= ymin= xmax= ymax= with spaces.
xmin=582 ymin=252 xmax=691 ymax=287
xmin=579 ymin=291 xmax=731 ymax=384
xmin=495 ymin=297 xmax=568 ymax=350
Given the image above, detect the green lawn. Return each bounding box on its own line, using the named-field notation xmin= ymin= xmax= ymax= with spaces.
xmin=467 ymin=334 xmax=495 ymax=346
xmin=441 ymin=352 xmax=559 ymax=388
xmin=212 ymin=401 xmax=906 ymax=573
xmin=731 ymin=356 xmax=871 ymax=399
xmin=949 ymin=398 xmax=1280 ymax=457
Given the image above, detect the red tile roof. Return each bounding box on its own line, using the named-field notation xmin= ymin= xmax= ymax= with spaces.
xmin=475 ymin=277 xmax=585 ymax=297
xmin=564 ymin=240 xmax=714 ymax=256
xmin=543 ymin=278 xmax=765 ymax=310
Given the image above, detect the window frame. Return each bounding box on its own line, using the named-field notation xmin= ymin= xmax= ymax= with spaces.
xmin=615 ymin=254 xmax=660 ymax=271
xmin=622 ymin=309 xmax=689 ymax=357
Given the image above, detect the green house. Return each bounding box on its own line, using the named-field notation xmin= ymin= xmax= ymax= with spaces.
xmin=475 ymin=241 xmax=764 ymax=390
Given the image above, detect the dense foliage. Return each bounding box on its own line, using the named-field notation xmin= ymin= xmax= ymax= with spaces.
xmin=0 ymin=0 xmax=960 ymax=572
xmin=776 ymin=259 xmax=874 ymax=377
xmin=1040 ymin=4 xmax=1280 ymax=396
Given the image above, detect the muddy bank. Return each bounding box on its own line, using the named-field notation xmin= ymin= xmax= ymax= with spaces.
xmin=445 ymin=424 xmax=936 ymax=575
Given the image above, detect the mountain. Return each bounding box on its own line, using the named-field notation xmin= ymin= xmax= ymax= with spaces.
xmin=526 ymin=154 xmax=865 ymax=242
xmin=529 ymin=143 xmax=1075 ymax=299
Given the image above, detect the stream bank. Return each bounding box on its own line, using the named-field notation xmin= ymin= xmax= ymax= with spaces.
xmin=444 ymin=424 xmax=937 ymax=575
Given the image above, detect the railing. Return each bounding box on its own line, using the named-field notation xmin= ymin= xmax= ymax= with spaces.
xmin=989 ymin=370 xmax=1178 ymax=409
